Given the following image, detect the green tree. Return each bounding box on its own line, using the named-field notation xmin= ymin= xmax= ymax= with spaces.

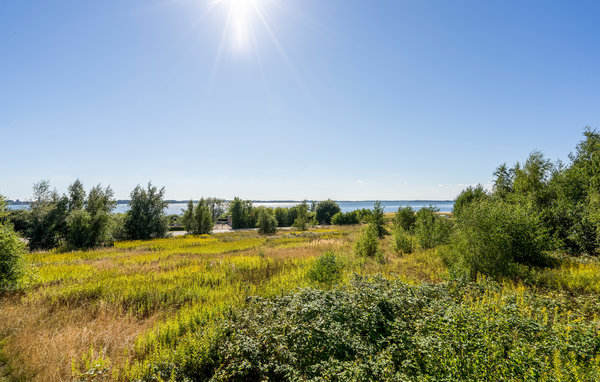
xmin=414 ymin=207 xmax=452 ymax=249
xmin=293 ymin=200 xmax=309 ymax=231
xmin=394 ymin=206 xmax=416 ymax=232
xmin=315 ymin=199 xmax=341 ymax=225
xmin=257 ymin=208 xmax=277 ymax=235
xmin=194 ymin=199 xmax=213 ymax=235
xmin=229 ymin=197 xmax=246 ymax=229
xmin=370 ymin=201 xmax=387 ymax=238
xmin=453 ymin=184 xmax=488 ymax=218
xmin=182 ymin=200 xmax=196 ymax=233
xmin=28 ymin=180 xmax=69 ymax=250
xmin=0 ymin=196 xmax=26 ymax=291
xmin=354 ymin=224 xmax=380 ymax=258
xmin=68 ymin=179 xmax=86 ymax=212
xmin=124 ymin=183 xmax=169 ymax=240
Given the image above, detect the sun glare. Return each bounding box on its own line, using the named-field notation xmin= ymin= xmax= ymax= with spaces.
xmin=215 ymin=0 xmax=260 ymax=52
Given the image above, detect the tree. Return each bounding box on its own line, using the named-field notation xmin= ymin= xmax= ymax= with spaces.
xmin=124 ymin=183 xmax=169 ymax=240
xmin=257 ymin=208 xmax=277 ymax=235
xmin=394 ymin=206 xmax=416 ymax=232
xmin=182 ymin=200 xmax=196 ymax=233
xmin=68 ymin=179 xmax=86 ymax=212
xmin=315 ymin=199 xmax=341 ymax=225
xmin=453 ymin=184 xmax=488 ymax=218
xmin=28 ymin=181 xmax=69 ymax=250
xmin=414 ymin=207 xmax=452 ymax=249
xmin=230 ymin=197 xmax=245 ymax=229
xmin=293 ymin=200 xmax=309 ymax=231
xmin=194 ymin=199 xmax=213 ymax=235
xmin=354 ymin=224 xmax=380 ymax=258
xmin=0 ymin=196 xmax=26 ymax=291
xmin=370 ymin=201 xmax=387 ymax=238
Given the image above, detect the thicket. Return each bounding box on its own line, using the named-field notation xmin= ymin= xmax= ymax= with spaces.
xmin=155 ymin=276 xmax=600 ymax=381
xmin=124 ymin=183 xmax=169 ymax=240
xmin=394 ymin=206 xmax=416 ymax=232
xmin=0 ymin=196 xmax=26 ymax=291
xmin=182 ymin=199 xmax=214 ymax=235
xmin=391 ymin=226 xmax=413 ymax=254
xmin=414 ymin=207 xmax=453 ymax=249
xmin=314 ymin=199 xmax=341 ymax=225
xmin=331 ymin=211 xmax=359 ymax=225
xmin=306 ymin=252 xmax=343 ymax=285
xmin=256 ymin=208 xmax=277 ymax=235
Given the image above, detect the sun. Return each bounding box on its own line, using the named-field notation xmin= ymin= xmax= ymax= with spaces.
xmin=215 ymin=0 xmax=262 ymax=52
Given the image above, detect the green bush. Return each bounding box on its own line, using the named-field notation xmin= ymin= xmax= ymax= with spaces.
xmin=124 ymin=183 xmax=169 ymax=240
xmin=257 ymin=208 xmax=277 ymax=235
xmin=370 ymin=201 xmax=387 ymax=238
xmin=414 ymin=207 xmax=452 ymax=249
xmin=147 ymin=276 xmax=600 ymax=381
xmin=453 ymin=199 xmax=549 ymax=279
xmin=354 ymin=224 xmax=380 ymax=258
xmin=391 ymin=226 xmax=413 ymax=254
xmin=293 ymin=201 xmax=310 ymax=231
xmin=331 ymin=211 xmax=359 ymax=225
xmin=315 ymin=200 xmax=341 ymax=225
xmin=306 ymin=252 xmax=343 ymax=285
xmin=0 ymin=223 xmax=26 ymax=291
xmin=394 ymin=206 xmax=416 ymax=232
xmin=453 ymin=184 xmax=488 ymax=218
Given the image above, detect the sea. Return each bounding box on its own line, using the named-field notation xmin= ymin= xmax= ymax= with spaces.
xmin=7 ymin=201 xmax=454 ymax=215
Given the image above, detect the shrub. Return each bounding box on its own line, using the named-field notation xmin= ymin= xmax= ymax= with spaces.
xmin=391 ymin=226 xmax=413 ymax=254
xmin=414 ymin=207 xmax=452 ymax=249
xmin=331 ymin=211 xmax=359 ymax=225
xmin=293 ymin=201 xmax=309 ymax=231
xmin=194 ymin=200 xmax=213 ymax=235
xmin=0 ymin=223 xmax=26 ymax=291
xmin=370 ymin=201 xmax=387 ymax=238
xmin=453 ymin=184 xmax=488 ymax=218
xmin=354 ymin=224 xmax=380 ymax=258
xmin=257 ymin=208 xmax=277 ymax=235
xmin=453 ymin=199 xmax=549 ymax=279
xmin=306 ymin=252 xmax=343 ymax=285
xmin=124 ymin=183 xmax=169 ymax=240
xmin=315 ymin=200 xmax=341 ymax=225
xmin=394 ymin=206 xmax=416 ymax=232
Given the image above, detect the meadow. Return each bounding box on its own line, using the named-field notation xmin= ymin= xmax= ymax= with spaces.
xmin=1 ymin=218 xmax=600 ymax=381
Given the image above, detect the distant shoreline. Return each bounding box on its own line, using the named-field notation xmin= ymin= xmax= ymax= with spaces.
xmin=7 ymin=199 xmax=454 ymax=205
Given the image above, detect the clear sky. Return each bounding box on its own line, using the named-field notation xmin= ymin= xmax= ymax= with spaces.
xmin=1 ymin=0 xmax=599 ymax=201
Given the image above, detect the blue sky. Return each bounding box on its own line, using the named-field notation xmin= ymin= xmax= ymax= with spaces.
xmin=1 ymin=0 xmax=599 ymax=201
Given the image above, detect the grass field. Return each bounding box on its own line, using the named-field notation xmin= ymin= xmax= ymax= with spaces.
xmin=1 ymin=222 xmax=600 ymax=381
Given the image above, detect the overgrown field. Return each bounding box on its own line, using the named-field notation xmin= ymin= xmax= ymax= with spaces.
xmin=1 ymin=224 xmax=600 ymax=381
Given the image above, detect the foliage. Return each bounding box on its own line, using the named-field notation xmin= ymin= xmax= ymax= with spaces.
xmin=194 ymin=199 xmax=213 ymax=235
xmin=155 ymin=276 xmax=600 ymax=381
xmin=0 ymin=196 xmax=26 ymax=291
xmin=293 ymin=200 xmax=309 ymax=231
xmin=453 ymin=199 xmax=549 ymax=278
xmin=6 ymin=209 xmax=31 ymax=236
xmin=182 ymin=200 xmax=196 ymax=233
xmin=391 ymin=226 xmax=413 ymax=254
xmin=314 ymin=199 xmax=341 ymax=225
xmin=28 ymin=180 xmax=69 ymax=250
xmin=256 ymin=208 xmax=277 ymax=235
xmin=124 ymin=182 xmax=169 ymax=240
xmin=354 ymin=224 xmax=380 ymax=258
xmin=394 ymin=206 xmax=416 ymax=232
xmin=370 ymin=201 xmax=387 ymax=238
xmin=306 ymin=252 xmax=343 ymax=285
xmin=229 ymin=197 xmax=254 ymax=229
xmin=452 ymin=184 xmax=488 ymax=218
xmin=414 ymin=207 xmax=452 ymax=249
xmin=331 ymin=211 xmax=359 ymax=225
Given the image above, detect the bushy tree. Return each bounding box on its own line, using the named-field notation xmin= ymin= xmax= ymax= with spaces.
xmin=453 ymin=199 xmax=549 ymax=279
xmin=0 ymin=196 xmax=26 ymax=291
xmin=182 ymin=200 xmax=196 ymax=233
xmin=68 ymin=179 xmax=86 ymax=212
xmin=28 ymin=180 xmax=69 ymax=250
xmin=370 ymin=201 xmax=387 ymax=238
xmin=315 ymin=199 xmax=341 ymax=225
xmin=124 ymin=183 xmax=169 ymax=240
xmin=331 ymin=211 xmax=359 ymax=225
xmin=354 ymin=224 xmax=380 ymax=258
xmin=293 ymin=200 xmax=310 ymax=231
xmin=229 ymin=197 xmax=254 ymax=229
xmin=65 ymin=183 xmax=115 ymax=249
xmin=194 ymin=199 xmax=213 ymax=235
xmin=453 ymin=184 xmax=489 ymax=218
xmin=257 ymin=208 xmax=277 ymax=235
xmin=394 ymin=206 xmax=416 ymax=232
xmin=391 ymin=226 xmax=413 ymax=254
xmin=307 ymin=252 xmax=343 ymax=285
xmin=414 ymin=207 xmax=452 ymax=249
